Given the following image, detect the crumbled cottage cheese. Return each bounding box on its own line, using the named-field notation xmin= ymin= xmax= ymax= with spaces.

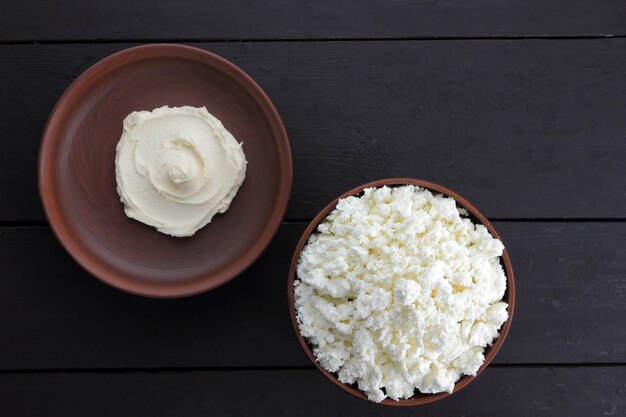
xmin=294 ymin=185 xmax=508 ymax=402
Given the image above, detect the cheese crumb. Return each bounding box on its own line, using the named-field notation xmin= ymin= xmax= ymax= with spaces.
xmin=294 ymin=185 xmax=508 ymax=402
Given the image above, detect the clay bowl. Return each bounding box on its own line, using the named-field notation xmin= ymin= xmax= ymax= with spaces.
xmin=39 ymin=44 xmax=292 ymax=298
xmin=288 ymin=178 xmax=515 ymax=406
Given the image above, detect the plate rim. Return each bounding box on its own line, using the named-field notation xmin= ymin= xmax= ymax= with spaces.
xmin=38 ymin=43 xmax=293 ymax=298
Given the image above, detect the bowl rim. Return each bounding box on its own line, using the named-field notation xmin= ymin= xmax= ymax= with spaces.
xmin=287 ymin=178 xmax=515 ymax=406
xmin=38 ymin=43 xmax=293 ymax=298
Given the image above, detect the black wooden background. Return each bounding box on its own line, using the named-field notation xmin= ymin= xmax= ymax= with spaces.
xmin=1 ymin=1 xmax=625 ymax=416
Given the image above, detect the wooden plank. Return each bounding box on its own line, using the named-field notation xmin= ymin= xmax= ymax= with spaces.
xmin=1 ymin=367 xmax=624 ymax=416
xmin=0 ymin=222 xmax=624 ymax=370
xmin=1 ymin=40 xmax=626 ymax=221
xmin=2 ymin=0 xmax=626 ymax=41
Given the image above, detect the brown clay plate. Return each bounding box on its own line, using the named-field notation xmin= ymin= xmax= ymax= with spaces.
xmin=288 ymin=178 xmax=515 ymax=406
xmin=39 ymin=44 xmax=292 ymax=298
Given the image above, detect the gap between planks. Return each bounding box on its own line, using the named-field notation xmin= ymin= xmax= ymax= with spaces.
xmin=1 ymin=219 xmax=626 ymax=228
xmin=1 ymin=363 xmax=624 ymax=375
xmin=0 ymin=34 xmax=625 ymax=46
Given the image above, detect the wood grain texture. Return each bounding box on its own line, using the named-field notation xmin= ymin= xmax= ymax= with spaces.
xmin=1 ymin=367 xmax=624 ymax=417
xmin=2 ymin=40 xmax=626 ymax=221
xmin=2 ymin=0 xmax=626 ymax=41
xmin=1 ymin=222 xmax=624 ymax=370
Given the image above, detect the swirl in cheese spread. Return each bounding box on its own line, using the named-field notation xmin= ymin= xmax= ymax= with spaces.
xmin=115 ymin=106 xmax=247 ymax=237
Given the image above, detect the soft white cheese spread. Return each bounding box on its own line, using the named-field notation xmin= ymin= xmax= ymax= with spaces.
xmin=115 ymin=106 xmax=247 ymax=237
xmin=294 ymin=185 xmax=508 ymax=402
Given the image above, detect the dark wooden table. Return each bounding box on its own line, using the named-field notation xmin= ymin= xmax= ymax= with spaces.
xmin=1 ymin=1 xmax=625 ymax=416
